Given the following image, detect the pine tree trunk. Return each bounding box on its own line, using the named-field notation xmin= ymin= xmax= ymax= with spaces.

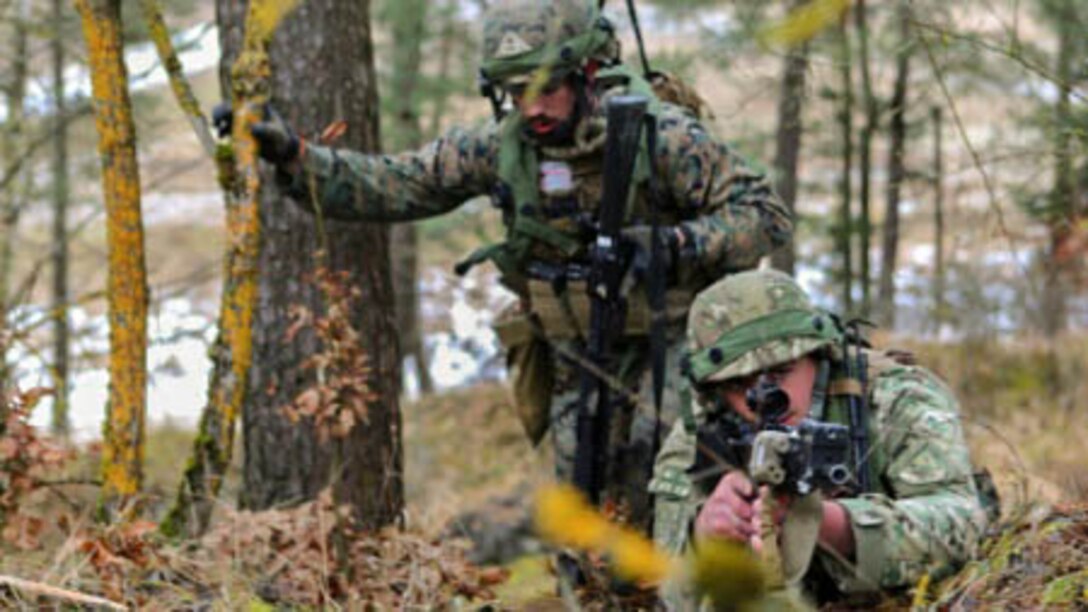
xmin=769 ymin=11 xmax=809 ymax=275
xmin=931 ymin=106 xmax=945 ymax=333
xmin=877 ymin=0 xmax=912 ymax=329
xmin=51 ymin=0 xmax=72 ymax=437
xmin=386 ymin=0 xmax=433 ymax=395
xmin=854 ymin=0 xmax=878 ymax=319
xmin=76 ymin=0 xmax=149 ymax=515
xmin=1042 ymin=0 xmax=1076 ymax=339
xmin=218 ymin=0 xmax=404 ymax=529
xmin=836 ymin=16 xmax=854 ymax=314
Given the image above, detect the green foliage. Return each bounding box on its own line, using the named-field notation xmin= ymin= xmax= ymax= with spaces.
xmin=935 ymin=506 xmax=1088 ymax=608
xmin=492 ymin=554 xmax=553 ymax=603
xmin=1042 ymin=570 xmax=1088 ymax=605
xmin=375 ymin=0 xmax=478 ymax=150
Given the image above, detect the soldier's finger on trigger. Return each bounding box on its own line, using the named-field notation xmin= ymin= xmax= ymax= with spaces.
xmin=709 ymin=470 xmax=746 ymax=505
xmin=699 ymin=503 xmax=748 ymax=541
xmin=720 ymin=502 xmax=755 ymax=539
xmin=727 ymin=492 xmax=753 ymax=522
xmin=728 ymin=470 xmax=756 ymax=499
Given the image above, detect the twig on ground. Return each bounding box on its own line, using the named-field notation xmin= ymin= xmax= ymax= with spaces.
xmin=0 ymin=575 xmax=127 ymax=611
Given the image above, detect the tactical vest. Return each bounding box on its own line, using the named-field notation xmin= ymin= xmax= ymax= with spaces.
xmin=464 ymin=65 xmax=694 ymax=345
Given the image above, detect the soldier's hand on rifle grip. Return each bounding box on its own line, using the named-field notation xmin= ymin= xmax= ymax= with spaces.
xmin=695 ymin=470 xmax=760 ymax=548
xmin=211 ymin=102 xmax=302 ymax=167
xmin=620 ymin=224 xmax=683 ymax=282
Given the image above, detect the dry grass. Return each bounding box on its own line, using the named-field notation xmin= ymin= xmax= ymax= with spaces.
xmin=402 ymin=382 xmax=553 ymax=535
xmin=901 ymin=335 xmax=1088 ymax=510
xmin=1 ymin=336 xmax=1086 ymax=608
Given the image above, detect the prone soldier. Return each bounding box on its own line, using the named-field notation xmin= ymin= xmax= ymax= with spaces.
xmin=652 ymin=269 xmax=992 ymax=607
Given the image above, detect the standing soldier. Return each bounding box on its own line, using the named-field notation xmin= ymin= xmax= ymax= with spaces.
xmin=218 ymin=0 xmax=791 ymax=540
xmin=653 ymin=269 xmax=991 ymax=608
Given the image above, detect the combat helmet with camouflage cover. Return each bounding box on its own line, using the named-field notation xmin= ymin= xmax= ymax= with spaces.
xmin=684 ymin=269 xmax=842 ymax=385
xmin=480 ymin=0 xmax=617 ymax=87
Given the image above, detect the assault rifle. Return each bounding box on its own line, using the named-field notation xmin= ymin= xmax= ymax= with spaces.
xmin=690 ymin=377 xmax=855 ymax=497
xmin=571 ymin=95 xmax=649 ymax=504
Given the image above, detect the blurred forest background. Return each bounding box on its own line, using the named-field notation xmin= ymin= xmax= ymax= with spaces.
xmin=0 ymin=0 xmax=1085 ymax=607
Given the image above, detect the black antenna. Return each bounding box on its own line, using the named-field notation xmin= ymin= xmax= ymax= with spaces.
xmin=625 ymin=0 xmax=652 ymax=78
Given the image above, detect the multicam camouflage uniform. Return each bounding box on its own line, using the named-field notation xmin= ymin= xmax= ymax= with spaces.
xmin=278 ymin=0 xmax=792 ymax=531
xmin=652 ymin=270 xmax=989 ymax=606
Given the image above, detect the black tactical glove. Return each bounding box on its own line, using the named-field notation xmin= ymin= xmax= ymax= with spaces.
xmin=211 ymin=102 xmax=301 ymax=166
xmin=620 ymin=224 xmax=684 ymax=282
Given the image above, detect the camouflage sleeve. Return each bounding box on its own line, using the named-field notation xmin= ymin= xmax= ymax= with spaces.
xmin=649 ymin=418 xmax=703 ymax=556
xmin=278 ymin=121 xmax=500 ymax=222
xmin=649 ymin=418 xmax=709 ymax=611
xmin=816 ymin=367 xmax=988 ymax=594
xmin=654 ymin=107 xmax=793 ymax=277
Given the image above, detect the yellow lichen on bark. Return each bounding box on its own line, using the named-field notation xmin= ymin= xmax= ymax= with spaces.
xmin=76 ymin=0 xmax=148 ymax=508
xmin=161 ymin=0 xmax=301 ymax=537
xmin=219 ymin=0 xmax=302 ymax=432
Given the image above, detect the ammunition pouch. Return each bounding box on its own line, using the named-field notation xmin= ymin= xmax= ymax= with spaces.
xmin=492 ymin=274 xmax=690 ymax=446
xmin=493 ymin=306 xmax=552 ymax=446
xmin=525 ymin=278 xmax=690 ymax=340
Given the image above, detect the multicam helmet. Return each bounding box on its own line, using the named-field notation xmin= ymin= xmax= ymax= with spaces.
xmin=480 ymin=0 xmax=616 ymax=87
xmin=684 ymin=269 xmax=842 ymax=385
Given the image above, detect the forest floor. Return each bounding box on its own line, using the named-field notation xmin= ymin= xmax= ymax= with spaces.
xmin=0 ymin=335 xmax=1086 ymax=609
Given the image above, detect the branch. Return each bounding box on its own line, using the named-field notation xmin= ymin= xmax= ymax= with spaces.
xmin=138 ymin=0 xmax=215 ymax=157
xmin=910 ymin=17 xmax=1088 ymax=104
xmin=0 ymin=575 xmax=126 ymax=611
xmin=915 ymin=25 xmax=1040 ymax=301
xmin=0 ymin=102 xmax=93 ymax=193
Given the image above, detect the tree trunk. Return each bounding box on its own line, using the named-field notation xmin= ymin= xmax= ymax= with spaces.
xmin=151 ymin=0 xmax=249 ymax=538
xmin=1041 ymin=0 xmax=1076 ymax=339
xmin=384 ymin=0 xmax=433 ymax=395
xmin=876 ymin=0 xmax=912 ymax=329
xmin=836 ymin=15 xmax=854 ymax=314
xmin=854 ymin=0 xmax=878 ymax=319
xmin=0 ymin=0 xmax=31 ymax=397
xmin=931 ymin=106 xmax=945 ymax=333
xmin=76 ymin=0 xmax=149 ymax=514
xmin=769 ymin=10 xmax=810 ymax=275
xmin=218 ymin=0 xmax=404 ymax=529
xmin=51 ymin=0 xmax=72 ymax=437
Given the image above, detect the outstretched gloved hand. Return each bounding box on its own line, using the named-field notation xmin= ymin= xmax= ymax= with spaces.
xmin=211 ymin=102 xmax=302 ymax=166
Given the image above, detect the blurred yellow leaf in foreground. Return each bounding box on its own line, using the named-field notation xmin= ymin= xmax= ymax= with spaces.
xmin=533 ymin=483 xmax=765 ymax=609
xmin=761 ymin=0 xmax=852 ymax=48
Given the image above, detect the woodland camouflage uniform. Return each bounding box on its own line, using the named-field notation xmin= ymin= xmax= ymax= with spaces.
xmin=277 ymin=0 xmax=792 ymax=531
xmin=651 ymin=270 xmax=989 ymax=607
